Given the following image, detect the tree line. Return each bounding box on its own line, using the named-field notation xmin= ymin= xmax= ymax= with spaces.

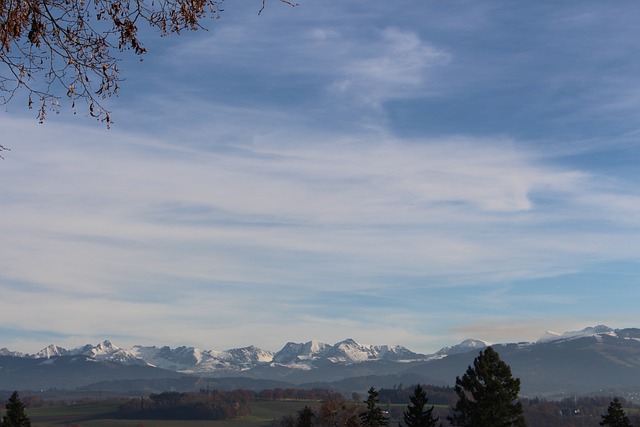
xmin=274 ymin=346 xmax=638 ymax=427
xmin=117 ymin=390 xmax=252 ymax=420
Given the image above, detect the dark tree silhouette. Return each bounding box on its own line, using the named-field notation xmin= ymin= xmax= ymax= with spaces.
xmin=2 ymin=391 xmax=32 ymax=427
xmin=0 ymin=0 xmax=298 ymax=124
xmin=600 ymin=398 xmax=632 ymax=427
xmin=296 ymin=405 xmax=314 ymax=427
xmin=402 ymin=384 xmax=440 ymax=427
xmin=360 ymin=387 xmax=389 ymax=427
xmin=448 ymin=346 xmax=526 ymax=427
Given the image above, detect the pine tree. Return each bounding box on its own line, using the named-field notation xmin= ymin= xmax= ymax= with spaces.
xmin=296 ymin=405 xmax=315 ymax=427
xmin=2 ymin=391 xmax=31 ymax=427
xmin=447 ymin=346 xmax=526 ymax=427
xmin=600 ymin=398 xmax=632 ymax=427
xmin=402 ymin=384 xmax=441 ymax=427
xmin=359 ymin=387 xmax=389 ymax=427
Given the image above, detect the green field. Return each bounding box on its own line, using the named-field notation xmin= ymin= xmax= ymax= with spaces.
xmin=24 ymin=399 xmax=316 ymax=427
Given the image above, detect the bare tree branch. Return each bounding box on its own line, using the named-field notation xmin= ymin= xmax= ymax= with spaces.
xmin=0 ymin=0 xmax=298 ymax=129
xmin=259 ymin=0 xmax=298 ymax=16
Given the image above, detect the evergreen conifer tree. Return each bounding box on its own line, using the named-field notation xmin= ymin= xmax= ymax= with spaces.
xmin=600 ymin=398 xmax=632 ymax=427
xmin=359 ymin=387 xmax=389 ymax=427
xmin=447 ymin=347 xmax=526 ymax=427
xmin=2 ymin=391 xmax=31 ymax=427
xmin=296 ymin=405 xmax=315 ymax=427
xmin=402 ymin=384 xmax=441 ymax=427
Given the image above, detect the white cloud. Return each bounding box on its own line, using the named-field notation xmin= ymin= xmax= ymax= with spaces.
xmin=161 ymin=20 xmax=449 ymax=110
xmin=330 ymin=28 xmax=449 ymax=105
xmin=2 ymin=112 xmax=637 ymax=305
xmin=3 ymin=0 xmax=640 ymax=354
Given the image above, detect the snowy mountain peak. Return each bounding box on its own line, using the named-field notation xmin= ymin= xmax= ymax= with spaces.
xmin=91 ymin=340 xmax=118 ymax=354
xmin=536 ymin=325 xmax=615 ymax=343
xmin=226 ymin=346 xmax=274 ymax=364
xmin=436 ymin=338 xmax=490 ymax=356
xmin=35 ymin=344 xmax=69 ymax=359
xmin=325 ymin=339 xmax=374 ymax=363
xmin=99 ymin=339 xmax=114 ymax=348
xmin=0 ymin=348 xmax=25 ymax=357
xmin=323 ymin=339 xmax=427 ymax=363
xmin=272 ymin=340 xmax=331 ymax=365
xmin=307 ymin=339 xmax=327 ymax=352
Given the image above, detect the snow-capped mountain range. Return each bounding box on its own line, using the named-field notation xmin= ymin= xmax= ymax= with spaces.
xmin=3 ymin=326 xmax=640 ymax=395
xmin=0 ymin=325 xmax=634 ymax=376
xmin=34 ymin=341 xmax=148 ymax=366
xmin=1 ymin=337 xmax=467 ymax=374
xmin=70 ymin=339 xmax=424 ymax=373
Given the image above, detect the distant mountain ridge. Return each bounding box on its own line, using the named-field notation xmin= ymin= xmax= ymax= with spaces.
xmin=3 ymin=325 xmax=640 ymax=395
xmin=434 ymin=338 xmax=490 ymax=357
xmin=3 ymin=325 xmax=638 ymax=374
xmin=535 ymin=324 xmax=616 ymax=343
xmin=2 ymin=337 xmax=435 ymax=374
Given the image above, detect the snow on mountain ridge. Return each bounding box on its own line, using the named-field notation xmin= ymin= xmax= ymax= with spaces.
xmin=224 ymin=346 xmax=274 ymax=365
xmin=536 ymin=325 xmax=615 ymax=343
xmin=0 ymin=348 xmax=25 ymax=357
xmin=32 ymin=340 xmax=149 ymax=366
xmin=20 ymin=338 xmax=432 ymax=373
xmin=13 ymin=328 xmax=621 ymax=374
xmin=272 ymin=340 xmax=331 ymax=365
xmin=435 ymin=338 xmax=490 ymax=356
xmin=131 ymin=345 xmax=218 ymax=372
xmin=129 ymin=344 xmax=276 ymax=373
xmin=325 ymin=338 xmax=377 ymax=363
xmin=321 ymin=338 xmax=427 ymax=364
xmin=35 ymin=344 xmax=69 ymax=359
xmin=81 ymin=340 xmax=147 ymax=365
xmin=270 ymin=338 xmax=426 ymax=366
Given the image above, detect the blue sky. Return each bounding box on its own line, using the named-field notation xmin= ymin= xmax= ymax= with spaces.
xmin=2 ymin=0 xmax=640 ymax=354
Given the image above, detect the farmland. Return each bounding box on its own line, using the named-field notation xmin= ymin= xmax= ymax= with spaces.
xmin=22 ymin=399 xmax=314 ymax=427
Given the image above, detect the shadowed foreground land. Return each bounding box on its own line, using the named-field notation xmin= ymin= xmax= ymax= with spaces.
xmin=17 ymin=397 xmax=640 ymax=427
xmin=24 ymin=399 xmax=313 ymax=427
xmin=15 ymin=399 xmax=430 ymax=427
xmin=7 ymin=398 xmax=640 ymax=427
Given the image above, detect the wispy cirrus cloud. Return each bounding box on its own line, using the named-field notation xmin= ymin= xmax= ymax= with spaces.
xmin=3 ymin=0 xmax=640 ymax=355
xmin=3 ymin=100 xmax=640 ymax=352
xmin=324 ymin=27 xmax=449 ymax=106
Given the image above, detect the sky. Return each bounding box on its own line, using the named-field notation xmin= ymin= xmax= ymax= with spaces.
xmin=2 ymin=0 xmax=640 ymax=355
